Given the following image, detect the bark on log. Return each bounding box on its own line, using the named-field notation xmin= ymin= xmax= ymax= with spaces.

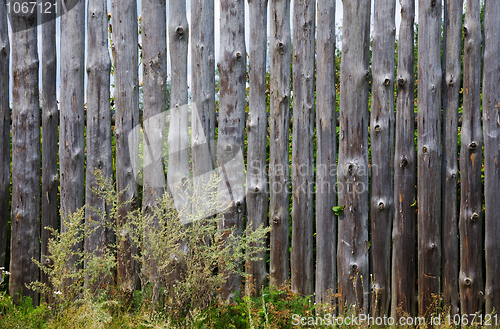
xmin=315 ymin=0 xmax=336 ymax=307
xmin=60 ymin=0 xmax=85 ymax=274
xmin=370 ymin=0 xmax=395 ymax=317
xmin=269 ymin=0 xmax=291 ymax=289
xmin=391 ymin=0 xmax=416 ymax=318
xmin=218 ymin=0 xmax=246 ymax=301
xmin=417 ymin=0 xmax=442 ymax=316
xmin=9 ymin=8 xmax=40 ymax=305
xmin=111 ymin=0 xmax=140 ymax=295
xmin=442 ymin=0 xmax=462 ymax=316
xmin=0 ymin=0 xmax=10 ymax=270
xmin=291 ymin=0 xmax=315 ymax=297
xmin=337 ymin=0 xmax=371 ymax=314
xmin=246 ymin=0 xmax=268 ymax=297
xmin=483 ymin=0 xmax=500 ymax=315
xmin=85 ymin=0 xmax=114 ymax=289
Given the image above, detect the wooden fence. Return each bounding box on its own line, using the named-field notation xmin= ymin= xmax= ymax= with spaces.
xmin=1 ymin=0 xmax=500 ymax=319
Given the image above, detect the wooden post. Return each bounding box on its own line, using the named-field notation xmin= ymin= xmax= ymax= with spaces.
xmin=337 ymin=0 xmax=371 ymax=314
xmin=0 ymin=0 xmax=10 ymax=270
xmin=9 ymin=8 xmax=40 ymax=305
xmin=191 ymin=0 xmax=216 ymax=198
xmin=60 ymin=0 xmax=86 ymax=274
xmin=246 ymin=0 xmax=269 ymax=297
xmin=85 ymin=0 xmax=113 ymax=289
xmin=459 ymin=0 xmax=483 ymax=314
xmin=417 ymin=0 xmax=442 ymax=316
xmin=370 ymin=0 xmax=396 ymax=316
xmin=291 ymin=0 xmax=315 ymax=297
xmin=483 ymin=0 xmax=500 ymax=315
xmin=111 ymin=0 xmax=140 ymax=295
xmin=218 ymin=0 xmax=246 ymax=301
xmin=269 ymin=0 xmax=291 ymax=289
xmin=442 ymin=0 xmax=462 ymax=316
xmin=315 ymin=0 xmax=336 ymax=307
xmin=391 ymin=0 xmax=416 ymax=318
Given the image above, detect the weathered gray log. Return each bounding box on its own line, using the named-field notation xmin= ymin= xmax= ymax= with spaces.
xmin=391 ymin=0 xmax=416 ymax=318
xmin=269 ymin=0 xmax=291 ymax=289
xmin=0 ymin=0 xmax=9 ymax=270
xmin=85 ymin=0 xmax=113 ymax=289
xmin=41 ymin=0 xmax=58 ymax=292
xmin=60 ymin=0 xmax=85 ymax=275
xmin=315 ymin=0 xmax=336 ymax=307
xmin=370 ymin=0 xmax=395 ymax=317
xmin=337 ymin=0 xmax=371 ymax=314
xmin=167 ymin=0 xmax=188 ymax=299
xmin=218 ymin=0 xmax=246 ymax=301
xmin=417 ymin=0 xmax=442 ymax=316
xmin=246 ymin=0 xmax=268 ymax=297
xmin=291 ymin=0 xmax=315 ymax=297
xmin=111 ymin=0 xmax=140 ymax=295
xmin=483 ymin=0 xmax=500 ymax=314
xmin=9 ymin=8 xmax=40 ymax=306
xmin=191 ymin=0 xmax=216 ymax=199
xmin=442 ymin=0 xmax=462 ymax=316
xmin=459 ymin=0 xmax=483 ymax=314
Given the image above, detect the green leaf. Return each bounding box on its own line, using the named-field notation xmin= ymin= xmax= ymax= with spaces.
xmin=332 ymin=204 xmax=345 ymax=216
xmin=411 ymin=200 xmax=417 ymax=207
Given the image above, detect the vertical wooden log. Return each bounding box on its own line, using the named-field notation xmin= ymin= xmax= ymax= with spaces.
xmin=291 ymin=0 xmax=315 ymax=297
xmin=111 ymin=0 xmax=140 ymax=295
xmin=417 ymin=0 xmax=442 ymax=316
xmin=218 ymin=0 xmax=246 ymax=300
xmin=9 ymin=8 xmax=40 ymax=305
xmin=442 ymin=0 xmax=462 ymax=316
xmin=391 ymin=0 xmax=416 ymax=318
xmin=85 ymin=0 xmax=113 ymax=289
xmin=246 ymin=0 xmax=268 ymax=297
xmin=167 ymin=0 xmax=188 ymax=298
xmin=141 ymin=0 xmax=167 ymax=300
xmin=459 ymin=0 xmax=483 ymax=315
xmin=60 ymin=0 xmax=85 ymax=274
xmin=41 ymin=0 xmax=58 ymax=291
xmin=370 ymin=0 xmax=395 ymax=317
xmin=315 ymin=0 xmax=336 ymax=306
xmin=337 ymin=0 xmax=371 ymax=314
xmin=269 ymin=0 xmax=291 ymax=289
xmin=168 ymin=0 xmax=189 ymax=201
xmin=191 ymin=0 xmax=216 ymax=195
xmin=483 ymin=0 xmax=500 ymax=315
xmin=0 ymin=0 xmax=9 ymax=270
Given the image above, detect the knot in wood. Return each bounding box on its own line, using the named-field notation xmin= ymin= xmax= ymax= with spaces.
xmin=471 ymin=213 xmax=479 ymax=221
xmin=384 ymin=78 xmax=391 ymax=86
xmin=400 ymin=156 xmax=408 ymax=168
xmin=273 ymin=216 xmax=280 ymax=225
xmin=464 ymin=278 xmax=472 ymax=286
xmin=346 ymin=163 xmax=355 ymax=177
xmin=374 ymin=124 xmax=381 ymax=132
xmin=398 ymin=77 xmax=405 ymax=86
xmin=176 ymin=26 xmax=184 ymax=37
xmin=378 ymin=202 xmax=385 ymax=210
xmin=431 ymin=0 xmax=436 ymax=7
xmin=350 ymin=263 xmax=358 ymax=271
xmin=469 ymin=141 xmax=477 ymax=150
xmin=226 ymin=144 xmax=232 ymax=152
xmin=236 ymin=51 xmax=242 ymax=60
xmin=422 ymin=146 xmax=428 ymax=154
